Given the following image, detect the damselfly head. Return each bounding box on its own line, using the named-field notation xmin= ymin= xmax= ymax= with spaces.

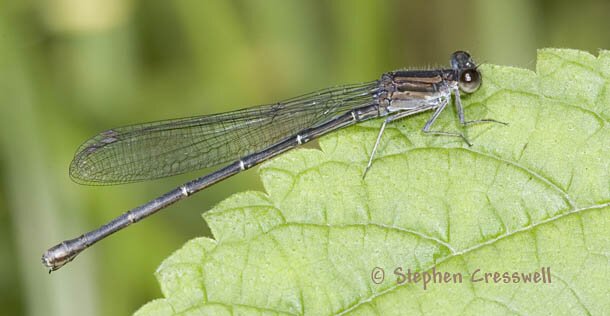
xmin=450 ymin=51 xmax=481 ymax=93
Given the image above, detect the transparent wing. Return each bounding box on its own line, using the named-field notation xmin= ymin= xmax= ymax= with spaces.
xmin=70 ymin=81 xmax=378 ymax=184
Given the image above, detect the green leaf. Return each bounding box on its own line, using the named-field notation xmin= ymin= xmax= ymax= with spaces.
xmin=135 ymin=49 xmax=609 ymax=316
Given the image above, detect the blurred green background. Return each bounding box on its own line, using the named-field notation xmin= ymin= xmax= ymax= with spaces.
xmin=0 ymin=0 xmax=608 ymax=315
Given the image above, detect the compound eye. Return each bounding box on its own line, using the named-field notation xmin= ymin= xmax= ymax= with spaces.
xmin=458 ymin=69 xmax=481 ymax=93
xmin=451 ymin=51 xmax=474 ymax=69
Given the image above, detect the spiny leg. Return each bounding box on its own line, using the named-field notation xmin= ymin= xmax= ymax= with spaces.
xmin=422 ymin=97 xmax=473 ymax=146
xmin=453 ymin=88 xmax=508 ymax=126
xmin=363 ymin=108 xmax=421 ymax=179
xmin=363 ymin=118 xmax=388 ymax=179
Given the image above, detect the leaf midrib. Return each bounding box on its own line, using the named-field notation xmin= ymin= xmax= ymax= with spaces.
xmin=337 ymin=202 xmax=608 ymax=316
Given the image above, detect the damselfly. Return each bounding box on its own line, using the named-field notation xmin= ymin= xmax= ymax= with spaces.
xmin=43 ymin=51 xmax=503 ymax=271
